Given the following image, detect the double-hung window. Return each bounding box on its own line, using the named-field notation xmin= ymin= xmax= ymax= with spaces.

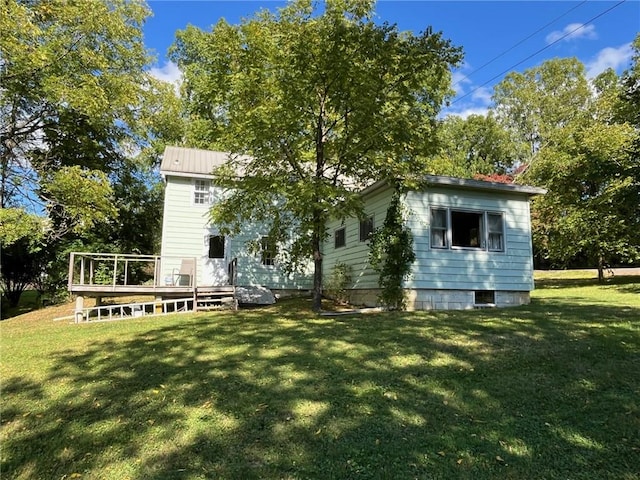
xmin=430 ymin=208 xmax=448 ymax=248
xmin=194 ymin=179 xmax=211 ymax=205
xmin=260 ymin=236 xmax=277 ymax=266
xmin=430 ymin=207 xmax=504 ymax=252
xmin=487 ymin=213 xmax=504 ymax=251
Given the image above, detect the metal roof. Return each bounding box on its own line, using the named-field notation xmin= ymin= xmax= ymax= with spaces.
xmin=159 ymin=146 xmax=231 ymax=178
xmin=160 ymin=146 xmax=546 ymax=196
xmin=361 ymin=175 xmax=546 ymax=197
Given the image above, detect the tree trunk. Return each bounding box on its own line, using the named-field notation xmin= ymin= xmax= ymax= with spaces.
xmin=312 ymin=228 xmax=323 ymax=312
xmin=597 ymin=254 xmax=605 ymax=284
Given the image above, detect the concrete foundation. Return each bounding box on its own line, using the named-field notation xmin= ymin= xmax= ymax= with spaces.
xmin=342 ymin=288 xmax=530 ymax=311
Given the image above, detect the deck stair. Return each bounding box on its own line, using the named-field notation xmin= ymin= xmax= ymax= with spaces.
xmin=195 ymin=286 xmax=237 ymax=311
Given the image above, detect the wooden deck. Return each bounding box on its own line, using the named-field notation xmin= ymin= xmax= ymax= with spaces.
xmin=68 ymin=252 xmax=237 ymax=307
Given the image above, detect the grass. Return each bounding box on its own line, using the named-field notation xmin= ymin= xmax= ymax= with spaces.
xmin=1 ymin=274 xmax=639 ymax=479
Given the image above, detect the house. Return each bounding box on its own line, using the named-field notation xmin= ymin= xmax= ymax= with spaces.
xmin=323 ymin=176 xmax=545 ymax=310
xmin=160 ymin=146 xmax=544 ymax=310
xmin=159 ymin=146 xmax=313 ymax=299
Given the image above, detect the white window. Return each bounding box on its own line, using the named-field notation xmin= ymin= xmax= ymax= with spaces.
xmin=194 ymin=180 xmax=211 ymax=205
xmin=430 ymin=208 xmax=504 ymax=252
xmin=487 ymin=213 xmax=504 ymax=252
xmin=430 ymin=208 xmax=448 ymax=248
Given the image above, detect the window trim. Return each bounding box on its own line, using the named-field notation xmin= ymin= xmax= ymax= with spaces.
xmin=334 ymin=226 xmax=346 ymax=249
xmin=430 ymin=207 xmax=505 ymax=253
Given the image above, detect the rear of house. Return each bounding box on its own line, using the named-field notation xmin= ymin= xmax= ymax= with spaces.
xmin=322 ymin=176 xmax=544 ymax=310
xmin=159 ymin=146 xmax=312 ymax=295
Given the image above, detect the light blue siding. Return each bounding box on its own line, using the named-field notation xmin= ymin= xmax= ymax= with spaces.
xmin=160 ymin=175 xmax=312 ymax=289
xmin=405 ymin=187 xmax=535 ymax=291
xmin=322 ymin=183 xmax=536 ymax=294
xmin=323 ymin=186 xmax=394 ymax=289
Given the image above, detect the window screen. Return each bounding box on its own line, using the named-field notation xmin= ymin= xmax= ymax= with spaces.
xmin=451 ymin=211 xmax=483 ymax=248
xmin=487 ymin=213 xmax=504 ymax=251
xmin=430 ymin=208 xmax=448 ymax=248
xmin=335 ymin=227 xmax=346 ymax=249
xmin=260 ymin=237 xmax=277 ymax=266
xmin=359 ymin=216 xmax=374 ymax=242
xmin=208 ymin=235 xmax=225 ymax=259
xmin=194 ymin=180 xmax=211 ymax=205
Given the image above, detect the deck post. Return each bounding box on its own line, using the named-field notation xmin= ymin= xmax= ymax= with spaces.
xmin=74 ymin=296 xmax=84 ymax=323
xmin=79 ymin=255 xmax=85 ymax=285
xmin=68 ymin=252 xmax=75 ymax=291
xmin=112 ymin=255 xmax=118 ymax=286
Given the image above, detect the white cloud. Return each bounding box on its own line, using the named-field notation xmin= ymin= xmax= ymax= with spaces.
xmin=451 ymin=62 xmax=473 ymax=95
xmin=471 ymin=86 xmax=492 ymax=105
xmin=149 ymin=61 xmax=183 ymax=84
xmin=586 ymin=42 xmax=634 ymax=78
xmin=545 ymin=23 xmax=597 ymax=44
xmin=443 ymin=105 xmax=490 ymax=120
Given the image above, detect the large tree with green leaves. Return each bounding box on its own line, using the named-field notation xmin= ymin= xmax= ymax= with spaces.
xmin=494 ymin=55 xmax=640 ymax=280
xmin=430 ymin=113 xmax=520 ymax=178
xmin=1 ymin=0 xmax=177 ymax=306
xmin=172 ymin=0 xmax=462 ymax=310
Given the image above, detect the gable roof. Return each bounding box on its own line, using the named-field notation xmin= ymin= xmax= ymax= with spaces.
xmin=160 ymin=146 xmax=546 ymax=196
xmin=160 ymin=146 xmax=230 ymax=179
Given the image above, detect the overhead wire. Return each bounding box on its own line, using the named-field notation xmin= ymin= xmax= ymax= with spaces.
xmin=452 ymin=0 xmax=589 ymax=90
xmin=452 ymin=0 xmax=627 ymax=105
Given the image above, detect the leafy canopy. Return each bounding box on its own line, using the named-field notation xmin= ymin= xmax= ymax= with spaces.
xmin=171 ymin=0 xmax=462 ymax=308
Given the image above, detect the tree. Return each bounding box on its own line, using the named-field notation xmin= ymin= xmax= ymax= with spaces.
xmin=430 ymin=113 xmax=519 ymax=178
xmin=0 ymin=0 xmax=155 ymax=235
xmin=0 ymin=208 xmax=46 ymax=307
xmin=171 ymin=0 xmax=462 ymax=310
xmin=492 ymin=58 xmax=591 ymax=159
xmin=511 ymin=59 xmax=640 ymax=280
xmin=1 ymin=0 xmax=178 ymax=304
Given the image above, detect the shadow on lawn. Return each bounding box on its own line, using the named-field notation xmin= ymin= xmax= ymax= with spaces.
xmin=2 ymin=298 xmax=639 ymax=479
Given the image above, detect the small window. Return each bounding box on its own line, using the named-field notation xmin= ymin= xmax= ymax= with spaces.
xmin=475 ymin=290 xmax=495 ymax=305
xmin=260 ymin=236 xmax=277 ymax=266
xmin=451 ymin=211 xmax=483 ymax=249
xmin=430 ymin=208 xmax=448 ymax=248
xmin=359 ymin=216 xmax=374 ymax=242
xmin=487 ymin=213 xmax=504 ymax=252
xmin=194 ymin=179 xmax=211 ymax=205
xmin=334 ymin=227 xmax=346 ymax=249
xmin=208 ymin=235 xmax=225 ymax=259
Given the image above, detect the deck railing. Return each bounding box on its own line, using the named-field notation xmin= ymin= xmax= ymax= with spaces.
xmin=67 ymin=252 xmax=198 ymax=290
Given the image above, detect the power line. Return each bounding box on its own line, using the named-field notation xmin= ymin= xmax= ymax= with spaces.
xmin=452 ymin=0 xmax=627 ymax=106
xmin=452 ymin=0 xmax=588 ymax=90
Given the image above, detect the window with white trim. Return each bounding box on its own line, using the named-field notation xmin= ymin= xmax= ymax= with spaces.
xmin=194 ymin=179 xmax=211 ymax=205
xmin=430 ymin=207 xmax=504 ymax=252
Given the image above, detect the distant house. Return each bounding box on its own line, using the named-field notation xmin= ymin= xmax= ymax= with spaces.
xmin=160 ymin=146 xmax=544 ymax=310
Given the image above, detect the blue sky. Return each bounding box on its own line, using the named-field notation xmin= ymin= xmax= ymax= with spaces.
xmin=144 ymin=0 xmax=639 ymax=117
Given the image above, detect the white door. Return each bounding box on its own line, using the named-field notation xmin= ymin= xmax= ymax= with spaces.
xmin=202 ymin=231 xmax=229 ymax=286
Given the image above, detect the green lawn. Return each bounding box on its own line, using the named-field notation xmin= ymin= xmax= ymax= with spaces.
xmin=1 ymin=275 xmax=639 ymax=479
